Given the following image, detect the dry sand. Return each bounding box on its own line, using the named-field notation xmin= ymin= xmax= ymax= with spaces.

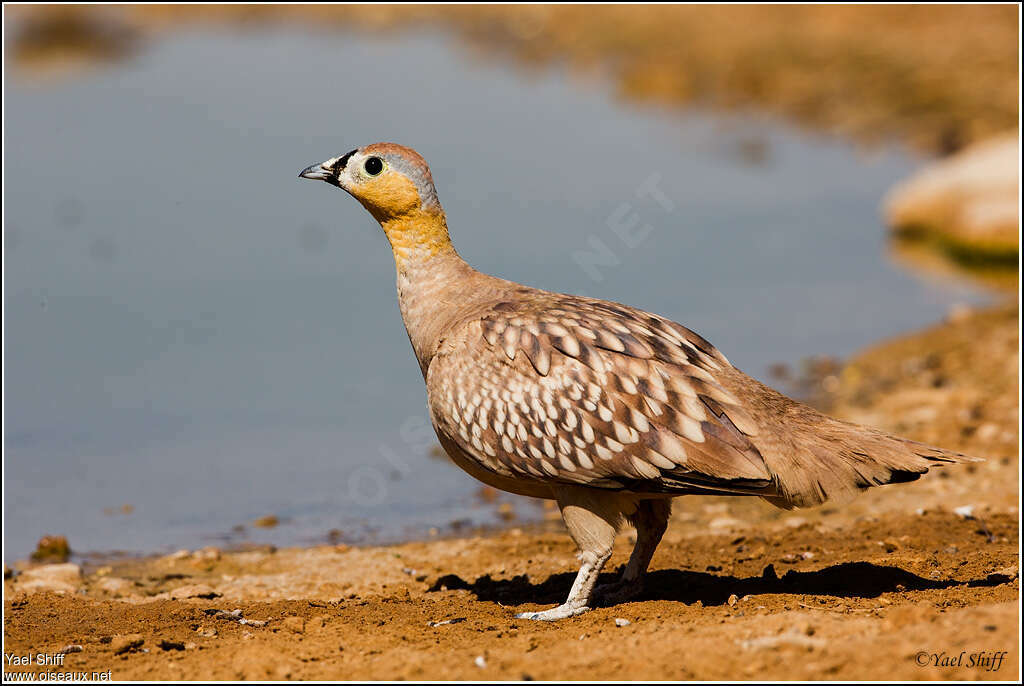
xmin=4 ymin=302 xmax=1018 ymax=680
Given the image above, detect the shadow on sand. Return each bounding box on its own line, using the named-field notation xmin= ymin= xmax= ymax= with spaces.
xmin=428 ymin=561 xmax=1016 ymax=609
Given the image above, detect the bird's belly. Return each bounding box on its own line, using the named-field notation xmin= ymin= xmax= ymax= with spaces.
xmin=434 ymin=432 xmax=556 ymax=500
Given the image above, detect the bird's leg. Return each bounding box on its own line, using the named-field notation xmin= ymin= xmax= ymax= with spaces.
xmin=595 ymin=498 xmax=671 ymax=606
xmin=515 ymin=489 xmax=623 ymax=621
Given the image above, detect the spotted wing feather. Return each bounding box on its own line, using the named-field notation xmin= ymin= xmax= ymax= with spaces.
xmin=427 ymin=295 xmax=775 ymax=496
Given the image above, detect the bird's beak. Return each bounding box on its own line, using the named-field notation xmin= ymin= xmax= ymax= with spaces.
xmin=299 ymin=162 xmax=334 ymax=183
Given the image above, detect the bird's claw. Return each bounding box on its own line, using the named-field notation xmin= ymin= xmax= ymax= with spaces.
xmin=514 ymin=603 xmax=592 ymax=621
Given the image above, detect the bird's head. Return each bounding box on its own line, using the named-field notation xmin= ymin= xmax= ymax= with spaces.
xmin=300 ymin=143 xmax=452 ymax=262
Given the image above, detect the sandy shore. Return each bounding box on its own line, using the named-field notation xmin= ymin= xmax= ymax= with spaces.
xmin=4 ymin=302 xmax=1018 ymax=680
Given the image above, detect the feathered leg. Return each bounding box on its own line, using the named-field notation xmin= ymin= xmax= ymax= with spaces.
xmin=595 ymin=497 xmax=671 ymax=605
xmin=515 ymin=488 xmax=630 ymax=621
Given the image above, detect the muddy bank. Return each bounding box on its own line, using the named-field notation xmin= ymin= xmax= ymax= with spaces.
xmin=7 ymin=5 xmax=1018 ymax=155
xmin=4 ymin=302 xmax=1019 ymax=681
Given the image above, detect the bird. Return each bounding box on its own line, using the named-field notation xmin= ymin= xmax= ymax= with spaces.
xmin=299 ymin=143 xmax=980 ymax=621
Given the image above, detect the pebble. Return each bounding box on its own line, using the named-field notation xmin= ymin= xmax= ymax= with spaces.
xmin=239 ymin=618 xmax=267 ymax=627
xmin=169 ymin=584 xmax=221 ymax=600
xmin=17 ymin=563 xmax=82 ymax=594
xmin=727 ymin=594 xmax=739 ymax=607
xmin=428 ymin=618 xmax=466 ymax=627
xmin=96 ymin=576 xmax=136 ymax=597
xmin=195 ymin=627 xmax=217 ymax=638
xmin=192 ymin=547 xmax=222 ymax=563
xmin=252 ymin=515 xmax=279 ymax=528
xmin=474 ymin=655 xmax=487 ymax=668
xmin=31 ymin=535 xmax=71 ymax=563
xmin=61 ymin=645 xmax=83 ymax=654
xmin=111 ymin=634 xmax=144 ymax=655
xmin=614 ymin=617 xmax=631 ymax=627
xmin=953 ymin=505 xmax=975 ymax=519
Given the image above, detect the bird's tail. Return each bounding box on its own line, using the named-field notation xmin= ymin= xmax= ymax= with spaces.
xmin=759 ymin=417 xmax=982 ymax=510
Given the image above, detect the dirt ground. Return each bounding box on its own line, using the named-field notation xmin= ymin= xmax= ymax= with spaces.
xmin=4 ymin=301 xmax=1019 ymax=681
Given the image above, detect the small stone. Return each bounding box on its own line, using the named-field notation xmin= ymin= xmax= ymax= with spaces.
xmin=474 ymin=655 xmax=487 ymax=668
xmin=111 ymin=634 xmax=144 ymax=655
xmin=252 ymin=515 xmax=279 ymax=528
xmin=96 ymin=577 xmax=136 ymax=597
xmin=195 ymin=626 xmax=217 ymax=638
xmin=953 ymin=505 xmax=975 ymax=519
xmin=976 ymin=423 xmax=999 ymax=442
xmin=191 ymin=547 xmax=221 ymax=562
xmin=157 ymin=639 xmax=185 ymax=651
xmin=61 ymin=645 xmax=83 ymax=654
xmin=614 ymin=617 xmax=631 ymax=627
xmin=281 ymin=616 xmax=305 ymax=634
xmin=239 ymin=618 xmax=267 ymax=627
xmin=800 ymin=551 xmax=815 ymax=560
xmin=17 ymin=563 xmax=82 ymax=594
xmin=727 ymin=594 xmax=739 ymax=607
xmin=31 ymin=535 xmax=71 ymax=563
xmin=169 ymin=584 xmax=220 ymax=600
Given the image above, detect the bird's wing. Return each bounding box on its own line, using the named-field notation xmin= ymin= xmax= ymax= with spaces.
xmin=426 ymin=294 xmax=777 ymax=495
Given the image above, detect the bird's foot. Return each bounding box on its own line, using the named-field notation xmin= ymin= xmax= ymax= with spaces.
xmin=593 ymin=578 xmax=644 ymax=606
xmin=514 ymin=603 xmax=591 ymax=621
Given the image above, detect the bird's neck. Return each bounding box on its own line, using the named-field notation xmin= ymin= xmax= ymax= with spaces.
xmin=385 ymin=212 xmax=494 ymax=376
xmin=379 ymin=209 xmax=456 ymax=265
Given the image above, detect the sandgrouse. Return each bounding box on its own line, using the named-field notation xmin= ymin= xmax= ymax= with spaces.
xmin=300 ymin=143 xmax=979 ymax=621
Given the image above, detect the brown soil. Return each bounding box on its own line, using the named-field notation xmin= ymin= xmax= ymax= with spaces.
xmin=4 ymin=302 xmax=1019 ymax=681
xmin=7 ymin=5 xmax=1019 ymax=155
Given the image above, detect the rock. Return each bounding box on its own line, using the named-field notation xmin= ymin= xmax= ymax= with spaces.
xmin=474 ymin=655 xmax=487 ymax=669
xmin=169 ymin=584 xmax=220 ymax=600
xmin=195 ymin=626 xmax=217 ymax=638
xmin=31 ymin=535 xmax=71 ymax=563
xmin=61 ymin=645 xmax=83 ymax=654
xmin=727 ymin=594 xmax=739 ymax=607
xmin=427 ymin=618 xmax=466 ymax=627
xmin=96 ymin=576 xmax=136 ymax=597
xmin=953 ymin=505 xmax=975 ymax=519
xmin=252 ymin=515 xmax=279 ymax=528
xmin=614 ymin=617 xmax=631 ymax=627
xmin=191 ymin=547 xmax=221 ymax=563
xmin=17 ymin=563 xmax=82 ymax=594
xmin=157 ymin=639 xmax=185 ymax=651
xmin=111 ymin=634 xmax=144 ymax=654
xmin=281 ymin=616 xmax=305 ymax=634
xmin=884 ymin=132 xmax=1019 ymax=262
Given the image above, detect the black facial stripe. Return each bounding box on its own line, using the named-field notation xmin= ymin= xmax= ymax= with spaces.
xmin=334 ymin=149 xmax=358 ymax=174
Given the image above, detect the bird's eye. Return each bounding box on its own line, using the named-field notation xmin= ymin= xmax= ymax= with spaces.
xmin=363 ymin=157 xmax=384 ymax=176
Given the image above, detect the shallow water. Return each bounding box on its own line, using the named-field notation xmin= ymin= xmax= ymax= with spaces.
xmin=3 ymin=28 xmax=988 ymax=561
